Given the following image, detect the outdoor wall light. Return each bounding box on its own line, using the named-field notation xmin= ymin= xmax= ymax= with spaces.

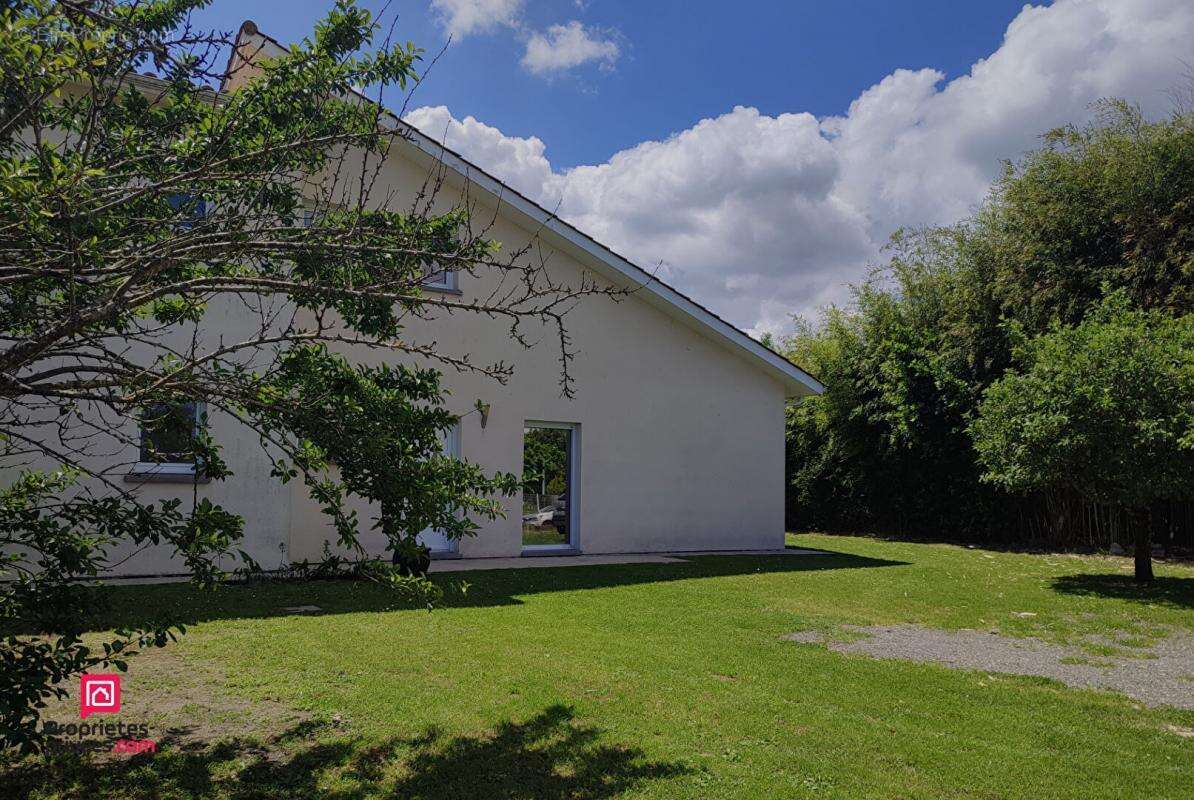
xmin=473 ymin=399 xmax=491 ymax=429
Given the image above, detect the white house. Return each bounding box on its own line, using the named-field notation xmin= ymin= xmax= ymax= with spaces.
xmin=14 ymin=22 xmax=822 ymax=576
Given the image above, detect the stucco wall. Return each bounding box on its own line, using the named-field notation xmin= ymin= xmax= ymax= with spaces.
xmin=282 ymin=144 xmax=788 ymax=561
xmin=5 ymin=149 xmax=789 ymax=575
xmin=0 ymin=292 xmax=296 ymax=576
xmin=283 ymin=296 xmax=788 ymax=560
xmin=3 ymin=45 xmax=792 ymax=574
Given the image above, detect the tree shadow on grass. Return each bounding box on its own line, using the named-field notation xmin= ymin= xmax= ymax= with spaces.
xmin=39 ymin=551 xmax=907 ymax=634
xmin=1051 ymin=573 xmax=1194 ymax=609
xmin=388 ymin=704 xmax=690 ymax=799
xmin=2 ymin=705 xmax=690 ymax=799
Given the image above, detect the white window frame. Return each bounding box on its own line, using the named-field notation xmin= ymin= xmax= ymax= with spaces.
xmin=131 ymin=401 xmax=205 ymax=476
xmin=421 ymin=262 xmax=459 ymax=292
xmin=522 ymin=421 xmax=580 ymax=553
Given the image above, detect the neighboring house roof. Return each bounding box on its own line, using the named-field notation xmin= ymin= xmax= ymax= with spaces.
xmin=227 ymin=21 xmax=824 ymax=398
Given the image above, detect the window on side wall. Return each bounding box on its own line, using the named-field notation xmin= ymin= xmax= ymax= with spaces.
xmin=134 ymin=401 xmax=203 ymax=476
xmin=421 ymin=262 xmax=458 ymax=292
xmin=166 ymin=193 xmax=207 ymax=230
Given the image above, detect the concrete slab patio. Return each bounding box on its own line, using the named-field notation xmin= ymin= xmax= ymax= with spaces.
xmin=430 ymin=548 xmax=826 ymax=573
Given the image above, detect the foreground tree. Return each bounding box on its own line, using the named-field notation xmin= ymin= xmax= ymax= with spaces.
xmin=970 ymin=296 xmax=1194 ymax=582
xmin=0 ymin=0 xmax=612 ymax=751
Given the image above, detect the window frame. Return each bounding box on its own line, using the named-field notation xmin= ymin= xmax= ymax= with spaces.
xmin=166 ymin=192 xmax=207 ymax=231
xmin=521 ymin=421 xmax=580 ymax=553
xmin=131 ymin=400 xmax=205 ymax=477
xmin=421 ymin=262 xmax=460 ymax=293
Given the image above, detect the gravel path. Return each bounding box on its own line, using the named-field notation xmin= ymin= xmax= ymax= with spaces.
xmin=784 ymin=625 xmax=1194 ymax=709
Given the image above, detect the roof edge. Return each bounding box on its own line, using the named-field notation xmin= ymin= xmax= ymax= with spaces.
xmin=397 ymin=121 xmax=825 ymax=398
xmin=226 ymin=22 xmax=824 ymax=397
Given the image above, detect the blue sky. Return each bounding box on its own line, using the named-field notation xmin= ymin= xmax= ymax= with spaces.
xmin=193 ymin=0 xmax=1193 ymax=334
xmin=197 ymin=0 xmax=1031 ymax=169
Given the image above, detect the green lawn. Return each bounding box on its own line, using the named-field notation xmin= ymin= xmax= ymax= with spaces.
xmin=5 ymin=534 xmax=1193 ymax=799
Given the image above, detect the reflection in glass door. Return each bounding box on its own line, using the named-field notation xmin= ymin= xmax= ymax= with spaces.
xmin=522 ymin=423 xmax=575 ymax=550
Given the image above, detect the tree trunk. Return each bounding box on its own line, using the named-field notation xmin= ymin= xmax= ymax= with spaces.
xmin=1131 ymin=507 xmax=1154 ymax=583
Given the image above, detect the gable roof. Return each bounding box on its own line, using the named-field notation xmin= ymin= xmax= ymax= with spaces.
xmin=228 ymin=22 xmax=823 ymax=398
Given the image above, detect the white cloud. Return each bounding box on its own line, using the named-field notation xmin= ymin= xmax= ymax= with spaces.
xmin=521 ymin=21 xmax=620 ymax=75
xmin=410 ymin=0 xmax=1194 ymax=335
xmin=429 ymin=4 xmax=621 ymax=78
xmin=404 ymin=106 xmax=557 ymax=200
xmin=430 ymin=0 xmax=523 ymax=39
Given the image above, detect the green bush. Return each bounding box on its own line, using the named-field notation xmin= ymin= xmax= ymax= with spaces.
xmin=971 ymin=296 xmax=1194 ymax=580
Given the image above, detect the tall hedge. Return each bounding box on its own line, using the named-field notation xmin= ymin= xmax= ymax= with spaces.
xmin=783 ymin=101 xmax=1193 ymax=541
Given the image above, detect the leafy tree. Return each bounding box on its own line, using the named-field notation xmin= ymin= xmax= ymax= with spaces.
xmin=971 ymin=296 xmax=1194 ymax=582
xmin=0 ymin=0 xmax=610 ymax=751
xmin=783 ymin=231 xmax=1010 ymax=536
xmin=256 ymin=346 xmax=519 ymax=570
xmin=989 ymin=100 xmax=1193 ymax=327
xmin=782 ymin=102 xmax=1192 ymax=541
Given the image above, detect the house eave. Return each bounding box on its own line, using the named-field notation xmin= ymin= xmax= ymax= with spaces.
xmin=397 ymin=126 xmax=823 ymax=399
xmin=227 ymin=20 xmax=825 ymax=398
